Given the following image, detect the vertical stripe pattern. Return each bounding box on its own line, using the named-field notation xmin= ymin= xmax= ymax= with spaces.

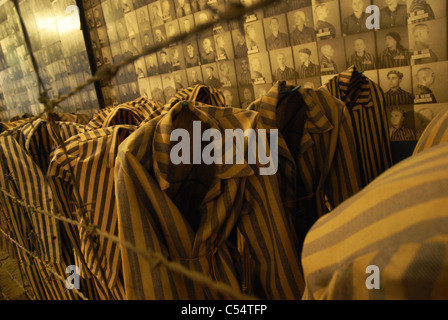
xmin=323 ymin=65 xmax=393 ymax=187
xmin=302 ymin=142 xmax=448 ymax=300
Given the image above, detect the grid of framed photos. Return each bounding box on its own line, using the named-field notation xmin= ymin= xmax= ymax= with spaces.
xmin=0 ymin=0 xmax=98 ymax=121
xmin=84 ymin=0 xmax=448 ymax=142
xmin=0 ymin=0 xmax=447 ymax=140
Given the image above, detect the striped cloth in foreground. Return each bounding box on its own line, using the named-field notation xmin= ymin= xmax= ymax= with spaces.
xmin=301 ymin=142 xmax=448 ymax=300
xmin=413 ymin=105 xmax=448 ymax=155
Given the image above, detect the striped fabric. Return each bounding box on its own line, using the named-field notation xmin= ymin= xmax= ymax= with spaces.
xmin=46 ymin=112 xmax=92 ymax=125
xmin=114 ymin=101 xmax=304 ymax=299
xmin=414 ymin=105 xmax=448 ymax=155
xmin=138 ymin=85 xmax=227 ymax=127
xmin=247 ymin=81 xmax=363 ymax=243
xmin=385 ymin=88 xmax=414 ymax=107
xmin=85 ymin=97 xmax=162 ymax=130
xmin=302 ymin=142 xmax=448 ymax=300
xmin=0 ymin=130 xmax=100 ymax=300
xmin=47 ymin=125 xmax=137 ymax=300
xmin=323 ymin=65 xmax=393 ymax=187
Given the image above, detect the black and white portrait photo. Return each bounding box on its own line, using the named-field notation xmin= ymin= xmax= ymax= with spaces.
xmin=217 ymin=60 xmax=237 ymax=88
xmin=245 ymin=20 xmax=267 ymax=54
xmin=379 ymin=67 xmax=414 ymax=106
xmin=340 ymin=0 xmax=370 ymax=36
xmin=186 ymin=66 xmax=204 ymax=86
xmin=202 ymin=63 xmax=222 ymax=88
xmin=345 ymin=33 xmax=377 ymax=71
xmin=413 ymin=61 xmax=448 ymax=104
xmin=387 ymin=105 xmax=416 ymax=141
xmin=376 ymin=27 xmax=411 ymax=68
xmin=312 ymin=1 xmax=340 ymax=40
xmin=287 ymin=8 xmax=316 ymax=46
xmin=293 ymin=42 xmax=320 ymax=79
xmin=409 ymin=19 xmax=447 ymax=65
xmin=373 ymin=0 xmax=408 ymax=29
xmin=235 ymin=57 xmax=253 ymax=86
xmin=248 ymin=52 xmax=272 ymax=85
xmin=270 ymin=48 xmax=297 ymax=83
xmin=263 ymin=14 xmax=291 ymax=51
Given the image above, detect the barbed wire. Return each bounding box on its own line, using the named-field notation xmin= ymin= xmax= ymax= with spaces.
xmin=0 ymin=0 xmax=282 ymax=300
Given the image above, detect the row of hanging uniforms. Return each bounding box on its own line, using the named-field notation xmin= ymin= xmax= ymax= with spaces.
xmin=0 ymin=70 xmax=392 ymax=300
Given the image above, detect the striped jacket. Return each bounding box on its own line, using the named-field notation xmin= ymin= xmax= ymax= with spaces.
xmin=0 ymin=120 xmax=99 ymax=300
xmin=414 ymin=105 xmax=448 ymax=155
xmin=138 ymin=85 xmax=227 ymax=127
xmin=114 ymin=101 xmax=304 ymax=299
xmin=323 ymin=66 xmax=393 ymax=187
xmin=247 ymin=81 xmax=363 ymax=245
xmin=47 ymin=125 xmax=136 ymax=299
xmin=86 ymin=97 xmax=163 ymax=130
xmin=301 ymin=142 xmax=448 ymax=300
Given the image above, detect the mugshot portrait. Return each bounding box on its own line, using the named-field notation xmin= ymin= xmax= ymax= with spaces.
xmin=408 ymin=18 xmax=447 ymax=66
xmin=287 ymin=7 xmax=316 ymax=47
xmin=201 ymin=63 xmax=222 ymax=88
xmin=199 ymin=36 xmax=217 ymax=65
xmin=340 ymin=0 xmax=370 ymax=36
xmin=373 ymin=0 xmax=408 ymax=29
xmin=93 ymin=4 xmax=105 ymax=28
xmin=414 ymin=103 xmax=448 ymax=139
xmin=214 ymin=32 xmax=234 ymax=61
xmin=161 ymin=0 xmax=176 ymax=22
xmin=101 ymin=46 xmax=113 ymax=65
xmin=144 ymin=53 xmax=160 ymax=76
xmin=217 ymin=60 xmax=237 ymax=88
xmin=149 ymin=74 xmax=166 ymax=104
xmin=158 ymin=49 xmax=173 ymax=74
xmin=162 ymin=74 xmax=177 ymax=100
xmin=124 ymin=11 xmax=138 ymax=37
xmin=239 ymin=85 xmax=255 ymax=109
xmin=149 ymin=1 xmax=164 ymax=27
xmin=153 ymin=25 xmax=168 ymax=45
xmin=194 ymin=10 xmax=214 ymax=38
xmin=345 ymin=32 xmax=378 ymax=71
xmin=174 ymin=0 xmax=192 ymax=19
xmin=312 ymin=0 xmax=341 ymax=41
xmin=407 ymin=0 xmax=446 ymax=24
xmin=169 ymin=45 xmax=185 ymax=71
xmin=231 ymin=27 xmax=249 ymax=59
xmin=412 ymin=61 xmax=448 ymax=104
xmin=134 ymin=58 xmax=147 ymax=79
xmin=378 ymin=66 xmax=414 ymax=107
xmin=165 ymin=20 xmax=181 ymax=42
xmin=235 ymin=57 xmax=253 ymax=86
xmin=387 ymin=104 xmax=416 ymax=141
xmin=293 ymin=42 xmax=320 ymax=79
xmin=172 ymin=70 xmax=188 ymax=91
xmin=270 ymin=47 xmax=297 ymax=83
xmin=376 ymin=26 xmax=411 ymax=69
xmin=245 ymin=20 xmax=267 ymax=55
xmin=248 ymin=51 xmax=273 ymax=85
xmin=317 ymin=37 xmax=346 ymax=77
xmin=263 ymin=14 xmax=291 ymax=51
xmin=222 ymin=87 xmax=240 ymax=108
xmin=135 ymin=6 xmax=151 ymax=32
xmin=182 ymin=39 xmax=201 ymax=68
xmin=186 ymin=65 xmax=204 ymax=86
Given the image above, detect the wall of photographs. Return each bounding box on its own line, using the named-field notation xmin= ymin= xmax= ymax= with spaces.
xmin=83 ymin=0 xmax=448 ymax=144
xmin=0 ymin=0 xmax=447 ymax=144
xmin=0 ymin=0 xmax=98 ymax=121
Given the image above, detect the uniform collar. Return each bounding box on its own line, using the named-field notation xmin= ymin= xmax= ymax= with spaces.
xmin=337 ymin=65 xmax=374 ymax=108
xmin=152 ymin=101 xmax=256 ymax=192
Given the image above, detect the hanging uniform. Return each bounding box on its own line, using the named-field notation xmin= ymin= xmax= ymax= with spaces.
xmin=301 ymin=142 xmax=448 ymax=300
xmin=247 ymin=81 xmax=363 ymax=244
xmin=413 ymin=105 xmax=448 ymax=155
xmin=85 ymin=97 xmax=163 ymax=130
xmin=114 ymin=101 xmax=304 ymax=299
xmin=323 ymin=65 xmax=393 ymax=187
xmin=0 ymin=119 xmax=99 ymax=300
xmin=47 ymin=125 xmax=136 ymax=300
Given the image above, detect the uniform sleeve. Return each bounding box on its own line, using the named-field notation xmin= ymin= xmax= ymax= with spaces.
xmin=238 ymin=173 xmax=305 ymax=299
